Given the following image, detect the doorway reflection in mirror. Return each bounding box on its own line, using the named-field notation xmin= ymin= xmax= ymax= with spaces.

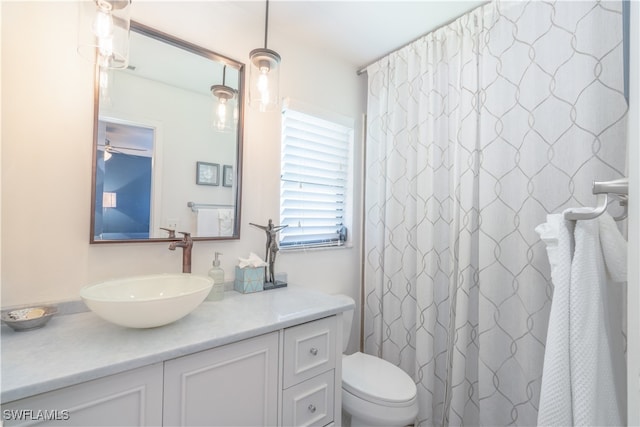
xmin=94 ymin=120 xmax=154 ymax=240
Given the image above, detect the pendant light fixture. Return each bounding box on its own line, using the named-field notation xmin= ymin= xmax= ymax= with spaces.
xmin=249 ymin=0 xmax=281 ymax=112
xmin=211 ymin=66 xmax=238 ymax=132
xmin=78 ymin=0 xmax=132 ymax=69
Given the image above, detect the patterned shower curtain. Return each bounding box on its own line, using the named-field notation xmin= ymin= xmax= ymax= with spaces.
xmin=363 ymin=1 xmax=627 ymax=426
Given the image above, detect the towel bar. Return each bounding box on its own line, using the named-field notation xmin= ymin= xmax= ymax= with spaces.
xmin=187 ymin=202 xmax=234 ymax=213
xmin=564 ymin=178 xmax=628 ymax=221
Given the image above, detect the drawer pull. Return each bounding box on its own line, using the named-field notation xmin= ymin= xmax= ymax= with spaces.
xmin=309 ymin=347 xmax=318 ymax=356
xmin=308 ymin=404 xmax=316 ymax=413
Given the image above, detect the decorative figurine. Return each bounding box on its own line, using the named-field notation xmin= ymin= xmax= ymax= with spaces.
xmin=250 ymin=219 xmax=288 ymax=289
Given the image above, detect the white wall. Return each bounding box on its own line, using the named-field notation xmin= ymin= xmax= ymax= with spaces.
xmin=1 ymin=2 xmax=365 ymax=352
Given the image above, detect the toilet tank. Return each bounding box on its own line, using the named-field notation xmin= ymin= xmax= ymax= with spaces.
xmin=334 ymin=294 xmax=355 ymax=353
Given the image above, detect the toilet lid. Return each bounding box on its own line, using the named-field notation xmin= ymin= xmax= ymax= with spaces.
xmin=342 ymin=352 xmax=417 ymax=406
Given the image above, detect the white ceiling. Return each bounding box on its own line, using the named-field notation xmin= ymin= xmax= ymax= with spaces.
xmin=132 ymin=1 xmax=486 ymax=69
xmin=254 ymin=0 xmax=487 ymax=67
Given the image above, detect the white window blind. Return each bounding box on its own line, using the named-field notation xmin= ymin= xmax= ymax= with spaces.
xmin=280 ymin=106 xmax=353 ymax=249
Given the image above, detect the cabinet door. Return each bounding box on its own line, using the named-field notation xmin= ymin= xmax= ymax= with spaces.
xmin=282 ymin=370 xmax=335 ymax=427
xmin=283 ymin=316 xmax=337 ymax=388
xmin=2 ymin=363 xmax=163 ymax=427
xmin=163 ymin=332 xmax=279 ymax=426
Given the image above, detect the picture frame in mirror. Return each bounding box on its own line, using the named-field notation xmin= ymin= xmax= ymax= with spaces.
xmin=223 ymin=165 xmax=233 ymax=187
xmin=196 ymin=161 xmax=219 ymax=186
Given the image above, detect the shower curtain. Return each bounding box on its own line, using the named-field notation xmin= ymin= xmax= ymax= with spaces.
xmin=363 ymin=1 xmax=627 ymax=426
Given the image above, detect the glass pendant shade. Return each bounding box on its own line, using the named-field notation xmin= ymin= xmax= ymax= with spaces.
xmin=249 ymin=48 xmax=281 ymax=112
xmin=211 ymin=85 xmax=237 ymax=132
xmin=249 ymin=0 xmax=281 ymax=112
xmin=78 ymin=0 xmax=132 ymax=69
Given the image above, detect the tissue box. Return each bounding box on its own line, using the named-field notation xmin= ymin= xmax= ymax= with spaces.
xmin=234 ymin=266 xmax=265 ymax=293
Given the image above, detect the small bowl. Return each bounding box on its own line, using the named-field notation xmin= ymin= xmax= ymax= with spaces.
xmin=1 ymin=306 xmax=57 ymax=332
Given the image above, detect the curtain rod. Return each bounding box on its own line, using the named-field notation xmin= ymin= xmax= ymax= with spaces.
xmin=356 ymin=1 xmax=490 ymax=76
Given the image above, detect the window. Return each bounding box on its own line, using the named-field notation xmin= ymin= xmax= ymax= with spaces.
xmin=280 ymin=101 xmax=353 ymax=249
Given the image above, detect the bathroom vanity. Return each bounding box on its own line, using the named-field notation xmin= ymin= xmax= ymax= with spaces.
xmin=1 ymin=287 xmax=353 ymax=426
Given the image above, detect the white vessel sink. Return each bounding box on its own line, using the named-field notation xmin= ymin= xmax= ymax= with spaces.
xmin=80 ymin=274 xmax=213 ymax=328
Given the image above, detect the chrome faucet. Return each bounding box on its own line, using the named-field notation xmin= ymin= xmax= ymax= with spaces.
xmin=168 ymin=232 xmax=193 ymax=273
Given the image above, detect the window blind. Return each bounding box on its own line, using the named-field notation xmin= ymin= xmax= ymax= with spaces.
xmin=280 ymin=108 xmax=352 ymax=248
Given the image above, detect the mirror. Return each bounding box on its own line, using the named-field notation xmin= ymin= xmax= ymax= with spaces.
xmin=91 ymin=22 xmax=244 ymax=243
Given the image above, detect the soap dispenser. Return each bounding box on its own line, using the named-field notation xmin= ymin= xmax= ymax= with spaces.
xmin=208 ymin=252 xmax=225 ymax=301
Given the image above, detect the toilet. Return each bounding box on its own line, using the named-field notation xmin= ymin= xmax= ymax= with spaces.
xmin=339 ymin=296 xmax=419 ymax=427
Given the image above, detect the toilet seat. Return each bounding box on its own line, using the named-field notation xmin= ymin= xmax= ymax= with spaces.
xmin=342 ymin=352 xmax=417 ymax=407
xmin=342 ymin=386 xmax=418 ymax=427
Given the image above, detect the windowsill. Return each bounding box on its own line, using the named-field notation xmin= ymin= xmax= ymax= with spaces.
xmin=278 ymin=243 xmax=354 ymax=253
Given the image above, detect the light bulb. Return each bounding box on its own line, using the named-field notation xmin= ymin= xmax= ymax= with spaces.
xmin=92 ymin=8 xmax=113 ymax=39
xmin=216 ymin=99 xmax=228 ymax=131
xmin=257 ymin=68 xmax=270 ymax=106
xmin=104 ymin=150 xmax=112 ymax=161
xmin=257 ymin=67 xmax=269 ymax=90
xmin=98 ymin=36 xmax=114 ymax=59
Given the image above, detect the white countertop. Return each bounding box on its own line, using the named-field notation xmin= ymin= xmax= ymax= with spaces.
xmin=1 ymin=286 xmax=354 ymax=403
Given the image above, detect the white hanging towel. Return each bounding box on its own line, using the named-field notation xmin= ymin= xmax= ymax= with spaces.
xmin=218 ymin=208 xmax=234 ymax=236
xmin=196 ymin=208 xmax=220 ymax=237
xmin=535 ymin=214 xmax=574 ymax=426
xmin=536 ymin=212 xmax=626 ymax=426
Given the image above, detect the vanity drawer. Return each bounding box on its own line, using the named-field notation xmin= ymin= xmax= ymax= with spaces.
xmin=282 ymin=370 xmax=335 ymax=427
xmin=283 ymin=316 xmax=337 ymax=388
